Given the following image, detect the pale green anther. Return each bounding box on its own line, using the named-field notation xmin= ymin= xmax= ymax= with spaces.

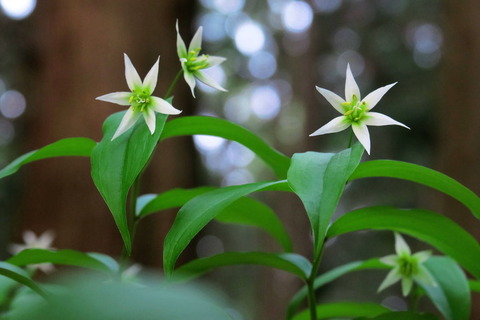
xmin=344 ymin=110 xmax=354 ymax=116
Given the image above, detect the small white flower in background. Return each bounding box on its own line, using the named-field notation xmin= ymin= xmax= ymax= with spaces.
xmin=378 ymin=232 xmax=436 ymax=296
xmin=310 ymin=64 xmax=409 ymax=154
xmin=176 ymin=21 xmax=227 ymax=97
xmin=96 ymin=54 xmax=182 ymax=140
xmin=9 ymin=230 xmax=56 ymax=273
xmin=121 ymin=263 xmax=142 ymax=283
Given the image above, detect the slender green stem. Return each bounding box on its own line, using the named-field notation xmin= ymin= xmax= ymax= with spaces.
xmin=347 ymin=129 xmax=354 ymax=148
xmin=306 ymin=242 xmax=326 ymax=320
xmin=408 ymin=284 xmax=421 ymax=312
xmin=164 ymin=69 xmax=184 ymax=98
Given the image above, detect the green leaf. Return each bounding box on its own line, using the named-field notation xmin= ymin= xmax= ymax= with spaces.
xmin=136 ymin=187 xmax=215 ymax=217
xmin=163 ymin=180 xmax=291 ymax=275
xmin=7 ymin=249 xmax=118 ymax=273
xmin=0 ymin=262 xmax=47 ymax=299
xmin=160 ymin=116 xmax=290 ymax=179
xmin=137 ymin=187 xmax=292 ymax=251
xmin=349 ymin=160 xmax=480 ymax=219
xmin=292 ymin=302 xmax=390 ymax=320
xmin=470 ymin=280 xmax=480 ymax=292
xmin=357 ymin=311 xmax=439 ymax=320
xmin=420 ymin=256 xmax=470 ymax=320
xmin=287 ymin=143 xmax=364 ymax=255
xmin=287 ymin=259 xmax=387 ymax=319
xmin=175 ymin=252 xmax=311 ymax=282
xmin=0 ymin=138 xmax=96 ymax=179
xmin=91 ymin=111 xmax=167 ymax=254
xmin=327 ymin=207 xmax=480 ymax=279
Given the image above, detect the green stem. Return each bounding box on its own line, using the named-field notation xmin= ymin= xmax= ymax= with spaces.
xmin=347 ymin=129 xmax=354 ymax=148
xmin=306 ymin=242 xmax=326 ymax=320
xmin=164 ymin=69 xmax=184 ymax=98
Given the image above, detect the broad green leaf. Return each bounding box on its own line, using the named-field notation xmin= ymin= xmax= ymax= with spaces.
xmin=349 ymin=160 xmax=480 ymax=219
xmin=0 ymin=138 xmax=95 ymax=179
xmin=287 ymin=143 xmax=364 ymax=255
xmin=7 ymin=249 xmax=118 ymax=273
xmin=470 ymin=280 xmax=480 ymax=292
xmin=136 ymin=187 xmax=215 ymax=217
xmin=0 ymin=262 xmax=47 ymax=298
xmin=421 ymin=256 xmax=470 ymax=320
xmin=357 ymin=311 xmax=439 ymax=320
xmin=91 ymin=111 xmax=168 ymax=254
xmin=163 ymin=180 xmax=291 ymax=275
xmin=160 ymin=116 xmax=290 ymax=179
xmin=327 ymin=207 xmax=480 ymax=279
xmin=287 ymin=259 xmax=386 ymax=319
xmin=137 ymin=188 xmax=292 ymax=251
xmin=174 ymin=252 xmax=311 ymax=282
xmin=293 ymin=302 xmax=390 ymax=320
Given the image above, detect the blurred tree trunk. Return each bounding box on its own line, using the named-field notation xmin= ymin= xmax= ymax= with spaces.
xmin=439 ymin=0 xmax=480 ymax=316
xmin=16 ymin=0 xmax=197 ymax=266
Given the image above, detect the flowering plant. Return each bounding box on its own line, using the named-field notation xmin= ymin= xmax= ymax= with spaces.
xmin=0 ymin=21 xmax=478 ymax=320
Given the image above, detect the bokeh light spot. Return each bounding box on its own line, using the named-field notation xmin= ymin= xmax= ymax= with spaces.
xmin=251 ymin=85 xmax=281 ymax=120
xmin=0 ymin=90 xmax=26 ymax=119
xmin=234 ymin=22 xmax=265 ymax=55
xmin=281 ymin=1 xmax=313 ymax=33
xmin=248 ymin=51 xmax=277 ymax=79
xmin=0 ymin=0 xmax=36 ymax=20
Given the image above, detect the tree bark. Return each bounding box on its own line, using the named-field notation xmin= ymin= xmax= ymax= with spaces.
xmin=439 ymin=0 xmax=480 ymax=316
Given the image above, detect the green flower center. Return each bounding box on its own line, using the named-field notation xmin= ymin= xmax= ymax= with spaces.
xmin=398 ymin=255 xmax=419 ymax=278
xmin=129 ymin=91 xmax=151 ymax=112
xmin=185 ymin=48 xmax=209 ymax=72
xmin=343 ymin=95 xmax=367 ymax=123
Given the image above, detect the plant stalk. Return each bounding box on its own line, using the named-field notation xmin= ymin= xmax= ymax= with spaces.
xmin=164 ymin=69 xmax=184 ymax=98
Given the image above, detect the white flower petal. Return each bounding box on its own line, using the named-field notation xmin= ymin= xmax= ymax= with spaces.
xmin=378 ymin=268 xmax=402 ymax=293
xmin=142 ymin=57 xmax=160 ymax=95
xmin=364 ymin=112 xmax=409 ymax=129
xmin=96 ymin=92 xmax=132 ymax=106
xmin=188 ymin=26 xmax=203 ymax=52
xmin=124 ymin=54 xmax=142 ymax=91
xmin=143 ymin=108 xmax=156 ymax=134
xmin=206 ymin=56 xmax=226 ymax=68
xmin=401 ymin=277 xmax=413 ymax=296
xmin=316 ymin=86 xmax=347 ymax=114
xmin=352 ymin=123 xmax=371 ymax=155
xmin=345 ymin=63 xmax=361 ymax=101
xmin=394 ymin=232 xmax=411 ymax=256
xmin=38 ymin=230 xmax=55 ymax=248
xmin=310 ymin=116 xmax=350 ymax=136
xmin=176 ymin=21 xmax=187 ymax=58
xmin=150 ymin=96 xmax=182 ymax=115
xmin=194 ymin=70 xmax=227 ymax=92
xmin=379 ymin=255 xmax=398 ymax=266
xmin=183 ymin=72 xmax=197 ymax=98
xmin=415 ymin=265 xmax=437 ymax=287
xmin=37 ymin=263 xmax=55 ymax=274
xmin=111 ymin=108 xmax=141 ymax=140
xmin=413 ymin=250 xmax=432 ymax=264
xmin=23 ymin=231 xmax=37 ymax=246
xmin=362 ymin=82 xmax=396 ymax=110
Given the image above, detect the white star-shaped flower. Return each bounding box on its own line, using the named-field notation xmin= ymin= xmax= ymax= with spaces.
xmin=378 ymin=232 xmax=436 ymax=296
xmin=176 ymin=21 xmax=227 ymax=97
xmin=9 ymin=230 xmax=56 ymax=273
xmin=96 ymin=54 xmax=182 ymax=140
xmin=310 ymin=64 xmax=409 ymax=154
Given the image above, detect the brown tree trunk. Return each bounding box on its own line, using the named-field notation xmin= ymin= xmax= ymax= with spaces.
xmin=438 ymin=0 xmax=480 ymax=316
xmin=16 ymin=1 xmax=196 ymax=265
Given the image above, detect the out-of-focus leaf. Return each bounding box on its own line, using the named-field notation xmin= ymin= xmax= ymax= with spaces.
xmin=292 ymin=302 xmax=390 ymax=320
xmin=7 ymin=249 xmax=117 ymax=273
xmin=287 ymin=143 xmax=364 ymax=255
xmin=0 ymin=138 xmax=95 ymax=179
xmin=91 ymin=111 xmax=167 ymax=254
xmin=0 ymin=262 xmax=47 ymax=299
xmin=163 ymin=180 xmax=291 ymax=275
xmin=175 ymin=252 xmax=311 ymax=282
xmin=160 ymin=116 xmax=290 ymax=179
xmin=349 ymin=160 xmax=480 ymax=219
xmin=355 ymin=311 xmax=439 ymax=320
xmin=420 ymin=256 xmax=470 ymax=320
xmin=327 ymin=207 xmax=480 ymax=279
